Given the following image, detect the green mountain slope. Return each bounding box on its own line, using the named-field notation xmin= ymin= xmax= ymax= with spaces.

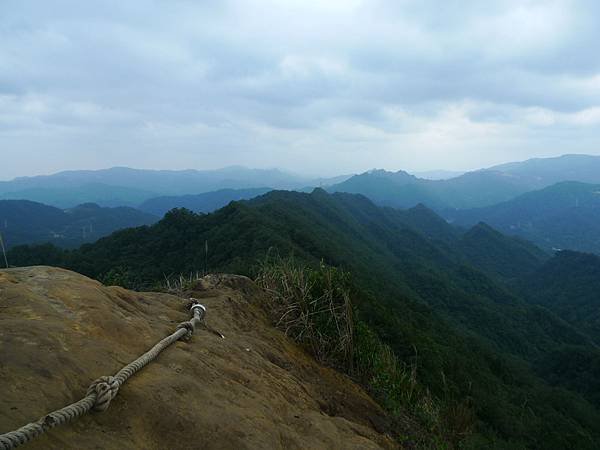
xmin=8 ymin=189 xmax=600 ymax=448
xmin=460 ymin=222 xmax=549 ymax=279
xmin=389 ymin=203 xmax=461 ymax=244
xmin=516 ymin=250 xmax=600 ymax=409
xmin=518 ymin=250 xmax=600 ymax=344
xmin=448 ymin=181 xmax=600 ymax=254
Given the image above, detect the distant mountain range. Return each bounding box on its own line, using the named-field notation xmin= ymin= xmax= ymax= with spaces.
xmin=328 ymin=168 xmax=532 ymax=209
xmin=0 ymin=200 xmax=157 ymax=249
xmin=447 ymin=181 xmax=600 ymax=254
xmin=411 ymin=169 xmax=465 ymax=180
xmin=329 ymin=154 xmax=600 ymax=210
xmin=490 ymin=154 xmax=600 ymax=186
xmin=3 ymin=154 xmax=600 ymax=211
xmin=2 ymin=154 xmax=599 ymax=210
xmin=0 ymin=183 xmax=156 ymax=209
xmin=0 ymin=167 xmax=349 ymax=208
xmin=138 ymin=187 xmax=273 ymax=217
xmin=4 ymin=154 xmax=600 ymax=255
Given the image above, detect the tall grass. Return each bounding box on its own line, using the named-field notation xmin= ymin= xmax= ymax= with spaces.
xmin=163 ymin=271 xmax=205 ymax=295
xmin=256 ymin=255 xmax=354 ymax=371
xmin=255 ymin=254 xmax=465 ymax=447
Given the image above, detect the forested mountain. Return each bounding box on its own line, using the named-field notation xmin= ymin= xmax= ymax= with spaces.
xmin=139 ymin=187 xmax=272 ymax=217
xmin=518 ymin=250 xmax=600 ymax=344
xmin=459 ymin=222 xmax=549 ymax=279
xmin=516 ymin=250 xmax=600 ymax=409
xmin=0 ymin=167 xmax=348 ymax=208
xmin=328 ymin=169 xmax=445 ymax=209
xmin=447 ymin=181 xmax=600 ymax=254
xmin=8 ymin=189 xmax=600 ymax=449
xmin=0 ymin=200 xmax=157 ymax=249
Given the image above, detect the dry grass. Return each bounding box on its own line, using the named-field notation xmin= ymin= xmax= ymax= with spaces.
xmin=256 ymin=255 xmax=354 ymax=371
xmin=163 ymin=271 xmax=205 ymax=295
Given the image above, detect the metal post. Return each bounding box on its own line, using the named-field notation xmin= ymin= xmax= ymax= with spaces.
xmin=0 ymin=232 xmax=8 ymax=268
xmin=204 ymin=240 xmax=208 ymax=275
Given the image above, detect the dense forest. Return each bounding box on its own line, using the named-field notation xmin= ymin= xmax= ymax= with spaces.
xmin=8 ymin=189 xmax=600 ymax=449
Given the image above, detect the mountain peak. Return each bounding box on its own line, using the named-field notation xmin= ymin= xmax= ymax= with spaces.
xmin=73 ymin=202 xmax=101 ymax=209
xmin=311 ymin=186 xmax=329 ymax=196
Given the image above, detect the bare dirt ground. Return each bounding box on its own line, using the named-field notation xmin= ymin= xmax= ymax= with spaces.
xmin=0 ymin=266 xmax=399 ymax=449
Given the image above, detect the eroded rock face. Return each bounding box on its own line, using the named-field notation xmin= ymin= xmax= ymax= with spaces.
xmin=0 ymin=267 xmax=397 ymax=450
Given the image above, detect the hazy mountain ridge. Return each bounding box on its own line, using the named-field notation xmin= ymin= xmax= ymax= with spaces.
xmin=4 ymin=154 xmax=600 ymax=211
xmin=490 ymin=154 xmax=600 ymax=186
xmin=138 ymin=187 xmax=273 ymax=216
xmin=411 ymin=169 xmax=465 ymax=180
xmin=329 ymin=169 xmax=534 ymax=209
xmin=0 ymin=183 xmax=158 ymax=209
xmin=330 ymin=154 xmax=600 ymax=211
xmin=6 ymin=154 xmax=600 ymax=257
xmin=0 ymin=200 xmax=158 ymax=249
xmin=0 ymin=167 xmax=350 ymax=208
xmin=447 ymin=181 xmax=600 ymax=254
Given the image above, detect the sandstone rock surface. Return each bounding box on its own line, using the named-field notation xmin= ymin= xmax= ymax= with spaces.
xmin=0 ymin=266 xmax=397 ymax=449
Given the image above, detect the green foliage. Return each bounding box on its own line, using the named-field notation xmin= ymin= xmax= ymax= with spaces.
xmin=98 ymin=266 xmax=139 ymax=289
xmin=353 ymin=320 xmax=447 ymax=436
xmin=519 ymin=250 xmax=600 ymax=344
xmin=459 ymin=222 xmax=549 ymax=280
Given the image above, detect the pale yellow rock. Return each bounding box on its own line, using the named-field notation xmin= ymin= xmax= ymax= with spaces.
xmin=0 ymin=266 xmax=398 ymax=450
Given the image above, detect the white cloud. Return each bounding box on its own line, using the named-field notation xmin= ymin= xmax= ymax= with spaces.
xmin=1 ymin=0 xmax=600 ymax=178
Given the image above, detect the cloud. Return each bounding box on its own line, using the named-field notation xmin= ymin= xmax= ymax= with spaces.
xmin=1 ymin=0 xmax=600 ymax=178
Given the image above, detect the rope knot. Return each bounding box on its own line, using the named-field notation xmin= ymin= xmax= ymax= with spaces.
xmin=87 ymin=376 xmax=119 ymax=412
xmin=176 ymin=321 xmax=195 ymax=341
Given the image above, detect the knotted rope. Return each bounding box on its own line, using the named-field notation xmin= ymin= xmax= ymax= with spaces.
xmin=0 ymin=300 xmax=207 ymax=450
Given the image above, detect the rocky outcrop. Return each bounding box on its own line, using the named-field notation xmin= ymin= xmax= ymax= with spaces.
xmin=0 ymin=267 xmax=397 ymax=449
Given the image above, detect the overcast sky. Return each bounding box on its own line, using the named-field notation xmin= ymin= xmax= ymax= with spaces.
xmin=2 ymin=0 xmax=600 ymax=179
